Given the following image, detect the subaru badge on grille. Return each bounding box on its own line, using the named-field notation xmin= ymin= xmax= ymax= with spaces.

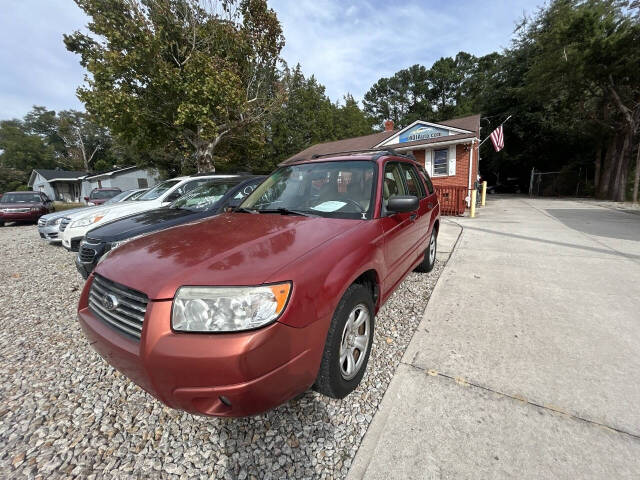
xmin=102 ymin=294 xmax=119 ymax=311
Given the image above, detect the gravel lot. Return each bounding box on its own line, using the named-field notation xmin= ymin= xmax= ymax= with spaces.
xmin=0 ymin=223 xmax=444 ymax=479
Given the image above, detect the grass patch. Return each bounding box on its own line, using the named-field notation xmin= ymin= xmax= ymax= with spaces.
xmin=53 ymin=202 xmax=86 ymax=211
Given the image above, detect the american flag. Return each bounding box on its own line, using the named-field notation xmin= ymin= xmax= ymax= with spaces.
xmin=490 ymin=125 xmax=504 ymax=152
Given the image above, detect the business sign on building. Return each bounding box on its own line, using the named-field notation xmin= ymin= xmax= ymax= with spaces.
xmin=399 ymin=123 xmax=450 ymax=143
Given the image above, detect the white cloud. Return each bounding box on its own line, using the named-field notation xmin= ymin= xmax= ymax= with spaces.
xmin=0 ymin=0 xmax=542 ymax=119
xmin=271 ymin=0 xmax=542 ymax=102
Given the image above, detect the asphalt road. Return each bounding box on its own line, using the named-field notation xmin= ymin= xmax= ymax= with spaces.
xmin=349 ymin=197 xmax=640 ymax=479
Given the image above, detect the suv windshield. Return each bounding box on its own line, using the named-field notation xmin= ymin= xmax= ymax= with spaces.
xmin=171 ymin=181 xmax=239 ymax=211
xmin=137 ymin=180 xmax=180 ymax=201
xmin=90 ymin=190 xmax=120 ymax=200
xmin=1 ymin=193 xmax=42 ymax=203
xmin=241 ymin=161 xmax=376 ymax=219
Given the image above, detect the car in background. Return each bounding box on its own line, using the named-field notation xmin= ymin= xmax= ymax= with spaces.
xmin=37 ymin=188 xmax=148 ymax=242
xmin=75 ymin=176 xmax=265 ymax=278
xmin=487 ymin=177 xmax=522 ymax=194
xmin=0 ymin=191 xmax=54 ymax=226
xmin=60 ymin=174 xmax=238 ymax=251
xmin=85 ymin=188 xmax=122 ymax=206
xmin=77 ymin=151 xmax=440 ymax=417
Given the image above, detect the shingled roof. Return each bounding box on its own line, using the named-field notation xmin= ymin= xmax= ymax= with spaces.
xmin=33 ymin=169 xmax=88 ymax=180
xmin=287 ymin=113 xmax=481 ymax=162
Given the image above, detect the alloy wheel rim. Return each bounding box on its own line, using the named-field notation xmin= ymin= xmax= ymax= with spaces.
xmin=429 ymin=234 xmax=436 ymax=263
xmin=339 ymin=303 xmax=371 ymax=380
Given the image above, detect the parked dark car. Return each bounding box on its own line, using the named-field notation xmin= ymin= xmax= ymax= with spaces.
xmin=77 ymin=151 xmax=440 ymax=417
xmin=75 ymin=176 xmax=265 ymax=278
xmin=0 ymin=191 xmax=54 ymax=225
xmin=487 ymin=177 xmax=522 ymax=194
xmin=85 ymin=187 xmax=122 ymax=205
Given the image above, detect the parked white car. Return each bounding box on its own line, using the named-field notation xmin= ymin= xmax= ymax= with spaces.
xmin=60 ymin=175 xmax=236 ymax=251
xmin=38 ymin=189 xmax=147 ymax=243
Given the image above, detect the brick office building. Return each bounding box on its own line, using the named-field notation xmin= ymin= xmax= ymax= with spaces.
xmin=290 ymin=113 xmax=481 ymax=214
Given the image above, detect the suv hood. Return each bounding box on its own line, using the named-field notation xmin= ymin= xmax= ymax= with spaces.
xmin=64 ymin=203 xmax=118 ymax=220
xmin=86 ymin=207 xmax=204 ymax=243
xmin=40 ymin=207 xmax=90 ymax=222
xmin=95 ymin=212 xmax=361 ymax=300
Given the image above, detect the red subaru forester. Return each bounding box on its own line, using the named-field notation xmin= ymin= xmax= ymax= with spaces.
xmin=78 ymin=151 xmax=440 ymax=417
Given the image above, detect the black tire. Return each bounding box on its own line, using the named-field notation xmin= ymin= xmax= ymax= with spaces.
xmin=415 ymin=229 xmax=437 ymax=272
xmin=313 ymin=283 xmax=375 ymax=399
xmin=0 ymin=221 xmax=4 ymax=227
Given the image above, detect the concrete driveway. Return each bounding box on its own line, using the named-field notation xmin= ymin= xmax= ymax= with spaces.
xmin=349 ymin=198 xmax=640 ymax=479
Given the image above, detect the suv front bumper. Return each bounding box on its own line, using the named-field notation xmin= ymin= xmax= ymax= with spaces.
xmin=77 ymin=276 xmax=328 ymax=417
xmin=75 ymin=240 xmax=108 ymax=278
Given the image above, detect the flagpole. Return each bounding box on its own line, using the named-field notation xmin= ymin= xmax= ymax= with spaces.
xmin=479 ymin=114 xmax=512 ymax=147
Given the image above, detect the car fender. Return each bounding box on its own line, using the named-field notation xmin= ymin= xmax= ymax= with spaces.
xmin=268 ymin=221 xmax=385 ymax=329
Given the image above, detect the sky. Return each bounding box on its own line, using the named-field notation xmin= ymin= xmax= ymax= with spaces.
xmin=0 ymin=0 xmax=543 ymax=120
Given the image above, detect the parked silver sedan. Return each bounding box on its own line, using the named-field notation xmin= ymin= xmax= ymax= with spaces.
xmin=37 ymin=189 xmax=147 ymax=242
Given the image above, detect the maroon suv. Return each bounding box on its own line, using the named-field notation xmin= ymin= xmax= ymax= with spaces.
xmin=78 ymin=151 xmax=440 ymax=417
xmin=85 ymin=187 xmax=122 ymax=205
xmin=0 ymin=191 xmax=54 ymax=225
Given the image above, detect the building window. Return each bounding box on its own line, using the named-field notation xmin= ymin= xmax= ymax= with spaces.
xmin=433 ymin=149 xmax=448 ymax=176
xmin=137 ymin=178 xmax=148 ymax=188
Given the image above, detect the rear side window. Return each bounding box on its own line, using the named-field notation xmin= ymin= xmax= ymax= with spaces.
xmin=417 ymin=165 xmax=435 ymax=195
xmin=175 ymin=179 xmax=212 ymax=197
xmin=400 ymin=163 xmax=426 ymax=198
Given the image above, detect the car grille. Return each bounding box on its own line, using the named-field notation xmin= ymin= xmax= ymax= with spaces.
xmin=38 ymin=218 xmax=46 ymax=227
xmin=3 ymin=207 xmax=30 ymax=213
xmin=59 ymin=217 xmax=71 ymax=232
xmin=79 ymin=243 xmax=97 ymax=263
xmin=88 ymin=274 xmax=149 ymax=340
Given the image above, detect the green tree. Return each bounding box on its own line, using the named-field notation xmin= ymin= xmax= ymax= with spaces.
xmin=0 ymin=120 xmax=56 ymax=174
xmin=511 ymin=0 xmax=640 ymax=200
xmin=265 ymin=64 xmax=335 ymax=163
xmin=64 ymin=0 xmax=284 ymax=173
xmin=57 ymin=110 xmax=113 ymax=171
xmin=363 ymin=64 xmax=431 ymax=128
xmin=332 ymin=94 xmax=374 ymax=140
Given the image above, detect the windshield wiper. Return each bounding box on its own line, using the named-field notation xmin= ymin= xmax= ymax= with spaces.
xmin=258 ymin=208 xmax=315 ymax=217
xmin=234 ymin=207 xmax=258 ymax=214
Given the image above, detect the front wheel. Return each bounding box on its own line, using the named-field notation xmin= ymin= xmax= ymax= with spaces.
xmin=313 ymin=283 xmax=375 ymax=399
xmin=415 ymin=229 xmax=437 ymax=272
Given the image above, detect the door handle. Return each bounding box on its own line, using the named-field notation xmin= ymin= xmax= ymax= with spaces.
xmin=410 ymin=213 xmax=417 ymax=222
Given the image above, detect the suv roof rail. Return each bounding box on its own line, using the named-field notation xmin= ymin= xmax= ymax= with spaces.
xmin=309 ymin=148 xmax=416 ymax=161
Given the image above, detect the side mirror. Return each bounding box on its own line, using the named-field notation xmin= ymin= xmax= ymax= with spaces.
xmin=165 ymin=192 xmax=181 ymax=203
xmin=387 ymin=195 xmax=419 ymax=213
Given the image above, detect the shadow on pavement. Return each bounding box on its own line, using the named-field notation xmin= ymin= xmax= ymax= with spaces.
xmin=464 ymin=225 xmax=640 ymax=261
xmin=546 ymin=208 xmax=640 ymax=241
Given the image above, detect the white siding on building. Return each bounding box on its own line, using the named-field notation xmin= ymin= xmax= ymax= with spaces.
xmin=81 ymin=169 xmax=160 ymax=201
xmin=31 ymin=173 xmax=56 ymax=199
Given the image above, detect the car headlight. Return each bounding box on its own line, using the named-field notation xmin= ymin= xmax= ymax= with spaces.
xmin=47 ymin=217 xmax=62 ymax=226
xmin=172 ymin=283 xmax=292 ymax=332
xmin=70 ymin=214 xmax=104 ymax=228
